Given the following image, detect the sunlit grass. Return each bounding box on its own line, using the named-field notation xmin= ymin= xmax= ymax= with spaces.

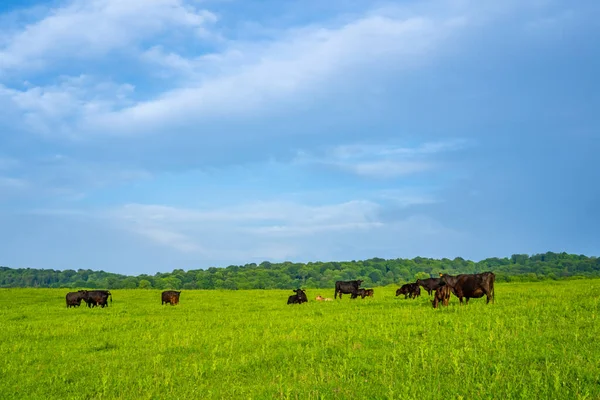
xmin=1 ymin=280 xmax=598 ymax=399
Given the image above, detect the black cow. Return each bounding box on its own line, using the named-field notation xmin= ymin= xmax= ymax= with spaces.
xmin=432 ymin=285 xmax=451 ymax=308
xmin=396 ymin=284 xmax=411 ymax=298
xmin=162 ymin=290 xmax=181 ymax=305
xmin=410 ymin=285 xmax=421 ymax=299
xmin=439 ymin=272 xmax=495 ymax=304
xmin=287 ymin=289 xmax=308 ymax=304
xmin=396 ymin=283 xmax=420 ymax=299
xmin=334 ymin=280 xmax=363 ymax=299
xmin=416 ymin=278 xmax=445 ymax=296
xmin=82 ymin=290 xmax=112 ymax=308
xmin=65 ymin=290 xmax=86 ymax=308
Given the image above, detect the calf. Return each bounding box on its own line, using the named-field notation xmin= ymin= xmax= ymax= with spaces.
xmin=396 ymin=283 xmax=420 ymax=299
xmin=316 ymin=295 xmax=334 ymax=302
xmin=162 ymin=290 xmax=181 ymax=306
xmin=334 ymin=280 xmax=363 ymax=299
xmin=409 ymin=285 xmax=421 ymax=299
xmin=357 ymin=288 xmax=374 ymax=298
xmin=432 ymin=285 xmax=451 ymax=308
xmin=287 ymin=289 xmax=308 ymax=304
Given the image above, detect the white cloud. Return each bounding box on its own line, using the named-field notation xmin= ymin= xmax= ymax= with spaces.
xmin=103 ymin=196 xmax=458 ymax=263
xmin=0 ymin=0 xmax=217 ymax=73
xmin=295 ymin=139 xmax=467 ymax=178
xmin=83 ymin=13 xmax=466 ymax=135
xmin=0 ymin=6 xmax=469 ymax=138
xmin=0 ymin=76 xmax=134 ymax=136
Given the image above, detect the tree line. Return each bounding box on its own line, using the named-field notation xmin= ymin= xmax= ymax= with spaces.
xmin=1 ymin=251 xmax=598 ymax=290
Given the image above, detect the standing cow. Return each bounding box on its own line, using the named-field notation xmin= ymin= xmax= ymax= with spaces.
xmin=439 ymin=272 xmax=495 ymax=304
xmin=82 ymin=290 xmax=112 ymax=308
xmin=416 ymin=278 xmax=445 ymax=296
xmin=65 ymin=290 xmax=86 ymax=308
xmin=161 ymin=290 xmax=181 ymax=306
xmin=396 ymin=283 xmax=420 ymax=299
xmin=334 ymin=280 xmax=363 ymax=299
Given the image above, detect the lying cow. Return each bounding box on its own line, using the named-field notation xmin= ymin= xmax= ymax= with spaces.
xmin=315 ymin=295 xmax=333 ymax=301
xmin=65 ymin=290 xmax=86 ymax=308
xmin=162 ymin=290 xmax=181 ymax=306
xmin=432 ymin=285 xmax=451 ymax=308
xmin=439 ymin=272 xmax=495 ymax=304
xmin=416 ymin=277 xmax=445 ymax=296
xmin=287 ymin=289 xmax=308 ymax=304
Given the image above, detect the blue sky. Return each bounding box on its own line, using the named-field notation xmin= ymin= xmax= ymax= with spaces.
xmin=0 ymin=0 xmax=598 ymax=275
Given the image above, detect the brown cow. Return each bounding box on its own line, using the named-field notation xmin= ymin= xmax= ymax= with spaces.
xmin=439 ymin=272 xmax=495 ymax=304
xmin=432 ymin=285 xmax=451 ymax=308
xmin=65 ymin=290 xmax=86 ymax=308
xmin=162 ymin=290 xmax=181 ymax=306
xmin=356 ymin=288 xmax=374 ymax=299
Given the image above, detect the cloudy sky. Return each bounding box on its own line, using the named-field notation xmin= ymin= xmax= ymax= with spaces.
xmin=0 ymin=0 xmax=598 ymax=275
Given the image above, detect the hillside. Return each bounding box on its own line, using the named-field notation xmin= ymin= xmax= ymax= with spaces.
xmin=1 ymin=251 xmax=598 ymax=290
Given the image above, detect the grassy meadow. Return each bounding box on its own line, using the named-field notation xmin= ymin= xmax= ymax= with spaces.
xmin=1 ymin=280 xmax=599 ymax=399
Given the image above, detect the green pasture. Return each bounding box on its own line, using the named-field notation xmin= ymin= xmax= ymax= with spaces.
xmin=1 ymin=280 xmax=599 ymax=399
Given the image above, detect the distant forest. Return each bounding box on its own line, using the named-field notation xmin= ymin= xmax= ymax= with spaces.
xmin=1 ymin=252 xmax=599 ymax=290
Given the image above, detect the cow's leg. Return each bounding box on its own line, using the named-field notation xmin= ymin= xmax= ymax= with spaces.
xmin=485 ymin=290 xmax=492 ymax=304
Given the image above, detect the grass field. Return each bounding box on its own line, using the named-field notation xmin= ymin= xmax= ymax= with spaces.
xmin=1 ymin=280 xmax=599 ymax=399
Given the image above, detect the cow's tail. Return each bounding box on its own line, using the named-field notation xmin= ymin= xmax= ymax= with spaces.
xmin=490 ymin=274 xmax=496 ymax=304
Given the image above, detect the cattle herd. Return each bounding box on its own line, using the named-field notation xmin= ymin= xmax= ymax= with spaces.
xmin=65 ymin=272 xmax=495 ymax=309
xmin=65 ymin=290 xmax=112 ymax=308
xmin=65 ymin=290 xmax=180 ymax=308
xmin=289 ymin=271 xmax=496 ymax=308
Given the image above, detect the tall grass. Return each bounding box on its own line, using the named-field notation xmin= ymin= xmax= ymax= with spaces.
xmin=0 ymin=280 xmax=598 ymax=399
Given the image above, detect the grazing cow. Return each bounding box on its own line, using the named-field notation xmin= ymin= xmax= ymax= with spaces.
xmin=65 ymin=290 xmax=86 ymax=308
xmin=416 ymin=278 xmax=445 ymax=296
xmin=439 ymin=272 xmax=495 ymax=304
xmin=396 ymin=284 xmax=411 ymax=298
xmin=363 ymin=289 xmax=374 ymax=298
xmin=162 ymin=290 xmax=181 ymax=306
xmin=432 ymin=285 xmax=451 ymax=308
xmin=396 ymin=283 xmax=420 ymax=299
xmin=287 ymin=289 xmax=308 ymax=304
xmin=82 ymin=290 xmax=112 ymax=308
xmin=409 ymin=285 xmax=421 ymax=299
xmin=334 ymin=280 xmax=363 ymax=299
